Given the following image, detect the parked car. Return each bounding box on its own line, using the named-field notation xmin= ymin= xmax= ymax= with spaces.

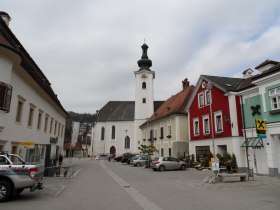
xmin=128 ymin=154 xmax=140 ymax=165
xmin=121 ymin=153 xmax=134 ymax=164
xmin=151 ymin=157 xmax=187 ymax=171
xmin=114 ymin=155 xmax=122 ymax=162
xmin=131 ymin=155 xmax=150 ymax=167
xmin=0 ymin=152 xmax=44 ymax=202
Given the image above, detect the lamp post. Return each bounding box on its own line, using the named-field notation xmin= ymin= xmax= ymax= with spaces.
xmin=206 ymin=82 xmax=215 ymax=158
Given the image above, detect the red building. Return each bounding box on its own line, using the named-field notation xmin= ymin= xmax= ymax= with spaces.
xmin=186 ymin=75 xmax=246 ymax=170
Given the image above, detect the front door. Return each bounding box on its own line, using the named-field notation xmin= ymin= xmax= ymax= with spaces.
xmin=110 ymin=146 xmax=116 ymax=156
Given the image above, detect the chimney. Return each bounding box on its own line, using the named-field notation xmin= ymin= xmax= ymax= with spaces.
xmin=182 ymin=78 xmax=189 ymax=89
xmin=0 ymin=11 xmax=11 ymax=27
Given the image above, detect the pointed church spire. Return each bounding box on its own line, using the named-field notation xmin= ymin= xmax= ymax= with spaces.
xmin=137 ymin=43 xmax=152 ymax=71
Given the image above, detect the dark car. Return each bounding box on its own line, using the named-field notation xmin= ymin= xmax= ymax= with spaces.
xmin=114 ymin=155 xmax=122 ymax=162
xmin=121 ymin=153 xmax=134 ymax=164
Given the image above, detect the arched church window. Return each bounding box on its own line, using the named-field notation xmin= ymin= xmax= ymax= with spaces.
xmin=101 ymin=127 xmax=105 ymax=140
xmin=111 ymin=125 xmax=116 ymax=139
xmin=142 ymin=82 xmax=146 ymax=89
xmin=125 ymin=136 xmax=130 ymax=149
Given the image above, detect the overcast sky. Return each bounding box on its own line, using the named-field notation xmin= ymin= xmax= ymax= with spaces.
xmin=2 ymin=0 xmax=280 ymax=114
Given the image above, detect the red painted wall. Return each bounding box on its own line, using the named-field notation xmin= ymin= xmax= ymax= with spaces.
xmin=189 ymin=81 xmax=233 ymax=141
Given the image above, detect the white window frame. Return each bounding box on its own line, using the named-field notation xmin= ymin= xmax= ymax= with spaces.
xmin=44 ymin=114 xmax=49 ymax=133
xmin=37 ymin=110 xmax=43 ymax=130
xmin=205 ymin=90 xmax=211 ymax=105
xmin=269 ymin=87 xmax=280 ymax=110
xmin=202 ymin=115 xmax=210 ymax=135
xmin=193 ymin=118 xmax=199 ymax=136
xmin=198 ymin=92 xmax=204 ymax=108
xmin=168 ymin=125 xmax=171 ymax=135
xmin=214 ymin=111 xmax=223 ymax=133
xmin=27 ymin=103 xmax=36 ymax=128
xmin=15 ymin=96 xmax=26 ymax=123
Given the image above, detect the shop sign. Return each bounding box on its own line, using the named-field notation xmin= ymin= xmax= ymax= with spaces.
xmin=19 ymin=142 xmax=35 ymax=149
xmin=255 ymin=119 xmax=266 ymax=138
xmin=211 ymin=158 xmax=219 ymax=171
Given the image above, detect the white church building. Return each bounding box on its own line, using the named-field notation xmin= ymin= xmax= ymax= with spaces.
xmin=93 ymin=44 xmax=163 ymax=156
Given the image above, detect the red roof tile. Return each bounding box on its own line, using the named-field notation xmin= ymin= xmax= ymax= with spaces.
xmin=143 ymin=84 xmax=194 ymax=126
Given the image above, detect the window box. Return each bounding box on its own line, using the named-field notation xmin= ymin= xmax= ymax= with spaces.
xmin=166 ymin=135 xmax=172 ymax=138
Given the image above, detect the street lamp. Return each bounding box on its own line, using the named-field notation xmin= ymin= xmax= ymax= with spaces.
xmin=205 ymin=81 xmax=215 ymax=157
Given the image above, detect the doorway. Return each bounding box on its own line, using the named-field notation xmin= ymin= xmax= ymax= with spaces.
xmin=110 ymin=146 xmax=116 ymax=156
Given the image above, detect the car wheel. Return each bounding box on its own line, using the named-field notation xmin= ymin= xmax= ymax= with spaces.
xmin=180 ymin=164 xmax=186 ymax=170
xmin=159 ymin=165 xmax=165 ymax=172
xmin=0 ymin=180 xmax=12 ymax=202
xmin=136 ymin=162 xmax=141 ymax=167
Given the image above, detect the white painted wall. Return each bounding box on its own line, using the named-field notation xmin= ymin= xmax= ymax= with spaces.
xmin=0 ymin=51 xmax=67 ymax=154
xmin=93 ymin=120 xmax=135 ymax=156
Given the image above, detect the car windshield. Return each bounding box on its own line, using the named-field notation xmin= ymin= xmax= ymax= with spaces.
xmin=8 ymin=155 xmax=25 ymax=164
xmin=153 ymin=157 xmax=159 ymax=161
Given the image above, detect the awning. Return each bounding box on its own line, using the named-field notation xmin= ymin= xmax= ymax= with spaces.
xmin=241 ymin=137 xmax=264 ymax=149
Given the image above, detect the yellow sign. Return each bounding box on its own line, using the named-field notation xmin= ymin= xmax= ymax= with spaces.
xmin=255 ymin=119 xmax=266 ymax=138
xmin=19 ymin=142 xmax=35 ymax=148
xmin=256 ymin=119 xmax=266 ymax=130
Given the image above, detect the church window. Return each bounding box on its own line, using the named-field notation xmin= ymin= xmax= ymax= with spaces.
xmin=125 ymin=136 xmax=130 ymax=149
xmin=142 ymin=98 xmax=146 ymax=103
xmin=111 ymin=125 xmax=116 ymax=139
xmin=101 ymin=127 xmax=105 ymax=140
xmin=142 ymin=82 xmax=146 ymax=89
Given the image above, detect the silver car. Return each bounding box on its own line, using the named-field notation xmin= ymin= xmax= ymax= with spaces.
xmin=131 ymin=155 xmax=149 ymax=167
xmin=151 ymin=157 xmax=187 ymax=171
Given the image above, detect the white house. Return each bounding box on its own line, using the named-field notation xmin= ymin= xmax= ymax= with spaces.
xmin=0 ymin=12 xmax=68 ymax=165
xmin=140 ymin=78 xmax=194 ymax=158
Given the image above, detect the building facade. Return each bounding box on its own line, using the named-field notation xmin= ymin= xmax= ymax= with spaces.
xmin=140 ymin=79 xmax=194 ymax=158
xmin=239 ymin=60 xmax=280 ymax=176
xmin=0 ymin=12 xmax=67 ymax=165
xmin=186 ymin=75 xmax=246 ymax=170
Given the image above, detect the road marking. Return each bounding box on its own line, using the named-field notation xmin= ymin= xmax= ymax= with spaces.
xmin=72 ymin=168 xmax=81 ymax=178
xmin=100 ymin=161 xmax=162 ymax=210
xmin=55 ymin=185 xmax=66 ymax=197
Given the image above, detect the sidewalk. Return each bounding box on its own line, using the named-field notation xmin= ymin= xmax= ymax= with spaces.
xmin=195 ymin=168 xmax=280 ymax=187
xmin=43 ymin=157 xmax=86 ymax=185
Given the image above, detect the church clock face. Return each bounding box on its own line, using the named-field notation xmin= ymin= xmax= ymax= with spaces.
xmin=141 ymin=74 xmax=148 ymax=80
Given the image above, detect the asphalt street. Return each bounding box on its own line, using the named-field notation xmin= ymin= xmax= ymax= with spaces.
xmin=1 ymin=158 xmax=280 ymax=210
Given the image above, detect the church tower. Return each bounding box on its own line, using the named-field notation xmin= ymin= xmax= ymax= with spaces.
xmin=133 ymin=43 xmax=155 ymax=152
